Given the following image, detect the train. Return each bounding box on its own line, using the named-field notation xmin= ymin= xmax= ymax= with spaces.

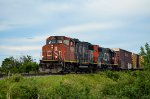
xmin=39 ymin=36 xmax=143 ymax=73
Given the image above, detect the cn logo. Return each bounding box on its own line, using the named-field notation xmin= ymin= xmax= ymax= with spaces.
xmin=47 ymin=51 xmax=52 ymax=56
xmin=54 ymin=51 xmax=58 ymax=56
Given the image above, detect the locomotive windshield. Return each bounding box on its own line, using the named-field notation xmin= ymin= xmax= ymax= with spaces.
xmin=51 ymin=39 xmax=57 ymax=44
xmin=57 ymin=40 xmax=62 ymax=43
xmin=46 ymin=39 xmax=63 ymax=44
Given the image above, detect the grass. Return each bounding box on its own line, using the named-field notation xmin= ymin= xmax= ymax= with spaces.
xmin=0 ymin=70 xmax=150 ymax=99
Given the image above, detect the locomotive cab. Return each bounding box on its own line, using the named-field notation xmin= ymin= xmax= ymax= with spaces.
xmin=40 ymin=36 xmax=75 ymax=73
xmin=42 ymin=36 xmax=75 ymax=61
xmin=42 ymin=36 xmax=63 ymax=61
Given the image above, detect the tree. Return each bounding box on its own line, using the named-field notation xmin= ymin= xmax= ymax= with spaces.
xmin=0 ymin=67 xmax=3 ymax=74
xmin=1 ymin=55 xmax=39 ymax=74
xmin=19 ymin=55 xmax=39 ymax=73
xmin=1 ymin=57 xmax=18 ymax=74
xmin=140 ymin=43 xmax=150 ymax=70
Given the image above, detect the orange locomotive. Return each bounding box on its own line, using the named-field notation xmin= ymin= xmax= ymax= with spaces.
xmin=40 ymin=36 xmax=76 ymax=73
xmin=39 ymin=36 xmax=116 ymax=73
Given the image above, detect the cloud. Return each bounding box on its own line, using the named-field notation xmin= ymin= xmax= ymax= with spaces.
xmin=0 ymin=23 xmax=15 ymax=31
xmin=0 ymin=0 xmax=149 ymax=32
xmin=83 ymin=0 xmax=150 ymax=16
xmin=58 ymin=22 xmax=117 ymax=33
xmin=0 ymin=35 xmax=47 ymax=43
xmin=0 ymin=0 xmax=150 ymax=66
xmin=0 ymin=24 xmax=9 ymax=31
xmin=0 ymin=0 xmax=73 ymax=30
xmin=37 ymin=2 xmax=72 ymax=14
xmin=0 ymin=45 xmax=41 ymax=51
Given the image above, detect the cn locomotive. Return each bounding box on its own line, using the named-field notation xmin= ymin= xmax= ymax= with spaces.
xmin=39 ymin=36 xmax=143 ymax=73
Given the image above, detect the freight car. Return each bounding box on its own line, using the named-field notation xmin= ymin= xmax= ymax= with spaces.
xmin=39 ymin=36 xmax=142 ymax=73
xmin=132 ymin=53 xmax=144 ymax=70
xmin=112 ymin=48 xmax=132 ymax=70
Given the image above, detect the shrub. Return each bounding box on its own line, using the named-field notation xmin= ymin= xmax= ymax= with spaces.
xmin=105 ymin=71 xmax=120 ymax=81
xmin=101 ymin=71 xmax=150 ymax=98
xmin=49 ymin=80 xmax=83 ymax=99
xmin=9 ymin=84 xmax=38 ymax=99
xmin=0 ymin=70 xmax=149 ymax=99
xmin=7 ymin=74 xmax=23 ymax=82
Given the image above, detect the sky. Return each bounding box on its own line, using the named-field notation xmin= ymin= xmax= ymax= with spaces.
xmin=0 ymin=0 xmax=150 ymax=66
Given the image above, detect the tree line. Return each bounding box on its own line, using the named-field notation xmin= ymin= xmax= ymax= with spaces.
xmin=0 ymin=55 xmax=39 ymax=74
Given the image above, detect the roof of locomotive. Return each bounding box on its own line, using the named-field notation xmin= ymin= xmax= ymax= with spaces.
xmin=72 ymin=38 xmax=80 ymax=43
xmin=46 ymin=36 xmax=101 ymax=48
xmin=46 ymin=36 xmax=72 ymax=40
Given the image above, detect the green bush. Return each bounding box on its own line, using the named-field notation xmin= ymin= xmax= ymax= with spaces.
xmin=7 ymin=74 xmax=23 ymax=82
xmin=0 ymin=71 xmax=150 ymax=99
xmin=101 ymin=71 xmax=150 ymax=98
xmin=1 ymin=55 xmax=39 ymax=74
xmin=51 ymin=81 xmax=79 ymax=98
xmin=105 ymin=70 xmax=120 ymax=81
xmin=0 ymin=75 xmax=38 ymax=99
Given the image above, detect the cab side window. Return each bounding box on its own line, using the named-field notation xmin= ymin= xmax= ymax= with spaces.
xmin=70 ymin=41 xmax=74 ymax=46
xmin=46 ymin=40 xmax=51 ymax=44
xmin=64 ymin=40 xmax=69 ymax=45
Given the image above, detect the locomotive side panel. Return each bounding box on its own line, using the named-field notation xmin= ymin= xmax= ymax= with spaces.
xmin=78 ymin=42 xmax=93 ymax=64
xmin=109 ymin=49 xmax=116 ymax=65
xmin=98 ymin=47 xmax=111 ymax=65
xmin=92 ymin=45 xmax=99 ymax=64
xmin=73 ymin=39 xmax=80 ymax=63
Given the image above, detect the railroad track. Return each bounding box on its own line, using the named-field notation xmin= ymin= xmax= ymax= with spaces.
xmin=0 ymin=73 xmax=66 ymax=79
xmin=0 ymin=68 xmax=143 ymax=80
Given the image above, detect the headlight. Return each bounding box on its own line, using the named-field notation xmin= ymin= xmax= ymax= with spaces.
xmin=55 ymin=55 xmax=58 ymax=59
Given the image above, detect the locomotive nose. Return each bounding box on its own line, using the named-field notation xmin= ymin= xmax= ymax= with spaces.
xmin=47 ymin=50 xmax=52 ymax=57
xmin=45 ymin=44 xmax=61 ymax=60
xmin=50 ymin=44 xmax=54 ymax=49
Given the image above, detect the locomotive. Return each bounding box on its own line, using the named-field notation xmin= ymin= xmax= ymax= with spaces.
xmin=39 ymin=36 xmax=142 ymax=73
